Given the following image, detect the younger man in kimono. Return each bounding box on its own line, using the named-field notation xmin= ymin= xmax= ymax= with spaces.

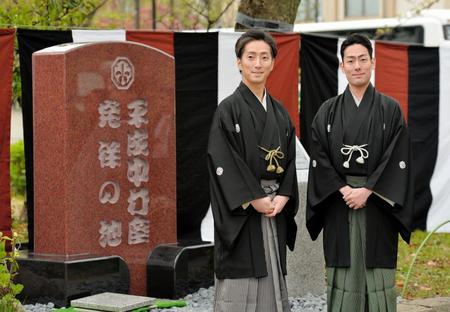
xmin=306 ymin=33 xmax=414 ymax=312
xmin=208 ymin=30 xmax=299 ymax=312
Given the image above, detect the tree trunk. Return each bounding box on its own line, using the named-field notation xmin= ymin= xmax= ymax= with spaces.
xmin=235 ymin=0 xmax=302 ymax=32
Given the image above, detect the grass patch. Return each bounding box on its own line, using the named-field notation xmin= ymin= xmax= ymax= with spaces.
xmin=396 ymin=230 xmax=450 ymax=299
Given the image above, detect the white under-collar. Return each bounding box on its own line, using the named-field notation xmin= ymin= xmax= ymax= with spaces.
xmin=248 ymin=87 xmax=267 ymax=111
xmin=350 ymin=90 xmax=362 ymax=107
xmin=261 ymin=89 xmax=267 ymax=111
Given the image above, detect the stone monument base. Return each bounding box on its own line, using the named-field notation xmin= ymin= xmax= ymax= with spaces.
xmin=147 ymin=241 xmax=214 ymax=299
xmin=16 ymin=252 xmax=129 ymax=307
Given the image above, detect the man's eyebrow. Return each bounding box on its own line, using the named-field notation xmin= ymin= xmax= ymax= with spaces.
xmin=344 ymin=54 xmax=369 ymax=59
xmin=245 ymin=51 xmax=270 ymax=55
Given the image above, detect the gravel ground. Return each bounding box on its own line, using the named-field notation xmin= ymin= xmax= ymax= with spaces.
xmin=23 ymin=287 xmax=327 ymax=312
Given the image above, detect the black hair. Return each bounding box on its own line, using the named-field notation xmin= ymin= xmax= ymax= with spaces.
xmin=340 ymin=33 xmax=373 ymax=60
xmin=235 ymin=29 xmax=278 ymax=59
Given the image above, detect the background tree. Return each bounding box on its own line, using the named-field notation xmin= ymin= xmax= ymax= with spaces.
xmin=235 ymin=0 xmax=302 ymax=31
xmin=91 ymin=0 xmax=238 ymax=31
xmin=183 ymin=0 xmax=237 ymax=30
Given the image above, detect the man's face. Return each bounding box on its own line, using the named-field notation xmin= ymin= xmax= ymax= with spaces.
xmin=341 ymin=44 xmax=375 ymax=88
xmin=237 ymin=40 xmax=274 ymax=87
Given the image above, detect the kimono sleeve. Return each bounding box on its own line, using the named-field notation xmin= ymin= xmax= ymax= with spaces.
xmin=307 ymin=104 xmax=346 ymax=210
xmin=208 ymin=108 xmax=266 ymax=210
xmin=277 ymin=120 xmax=299 ymax=216
xmin=306 ymin=103 xmax=346 ymax=241
xmin=207 ymin=108 xmax=266 ymax=248
xmin=276 ymin=120 xmax=299 ymax=251
xmin=365 ymin=105 xmax=413 ymax=242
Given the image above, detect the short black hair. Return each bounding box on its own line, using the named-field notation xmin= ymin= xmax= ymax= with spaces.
xmin=235 ymin=29 xmax=278 ymax=59
xmin=340 ymin=33 xmax=373 ymax=60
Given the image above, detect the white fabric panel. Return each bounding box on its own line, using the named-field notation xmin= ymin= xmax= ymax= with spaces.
xmin=201 ymin=32 xmax=242 ymax=242
xmin=337 ymin=38 xmax=347 ymax=95
xmin=217 ymin=32 xmax=243 ymax=103
xmin=371 ymin=40 xmax=376 ymax=87
xmin=428 ymin=43 xmax=450 ymax=232
xmin=296 ymin=137 xmax=310 ymax=183
xmin=337 ymin=38 xmax=376 ymax=95
xmin=200 ymin=205 xmax=214 ymax=242
xmin=72 ymin=30 xmax=126 ymax=43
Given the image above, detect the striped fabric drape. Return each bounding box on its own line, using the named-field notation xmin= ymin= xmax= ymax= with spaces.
xmin=7 ymin=30 xmax=449 ymax=242
xmin=0 ymin=29 xmax=15 ymax=239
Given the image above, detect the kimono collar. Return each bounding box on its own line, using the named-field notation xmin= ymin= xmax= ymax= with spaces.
xmin=237 ymin=82 xmax=267 ymax=123
xmin=347 ymin=83 xmax=375 ymax=107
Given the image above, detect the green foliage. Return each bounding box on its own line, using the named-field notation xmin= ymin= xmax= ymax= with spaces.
xmin=0 ymin=0 xmax=108 ymax=28
xmin=0 ymin=0 xmax=109 ymax=108
xmin=10 ymin=140 xmax=25 ymax=198
xmin=0 ymin=232 xmax=23 ymax=311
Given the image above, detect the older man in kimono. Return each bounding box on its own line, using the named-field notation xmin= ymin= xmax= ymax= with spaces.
xmin=306 ymin=34 xmax=414 ymax=312
xmin=208 ymin=30 xmax=299 ymax=312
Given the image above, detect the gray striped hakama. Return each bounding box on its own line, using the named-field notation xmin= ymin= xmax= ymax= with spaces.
xmin=214 ymin=180 xmax=290 ymax=312
xmin=327 ymin=176 xmax=397 ymax=312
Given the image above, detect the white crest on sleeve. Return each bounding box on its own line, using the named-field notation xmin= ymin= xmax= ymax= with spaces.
xmin=312 ymin=160 xmax=317 ymax=168
xmin=216 ymin=167 xmax=224 ymax=176
xmin=399 ymin=161 xmax=406 ymax=169
xmin=235 ymin=124 xmax=240 ymax=133
xmin=327 ymin=124 xmax=331 ymax=133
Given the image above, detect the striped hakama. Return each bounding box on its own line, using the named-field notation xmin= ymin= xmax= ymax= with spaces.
xmin=327 ymin=176 xmax=397 ymax=312
xmin=214 ymin=180 xmax=290 ymax=312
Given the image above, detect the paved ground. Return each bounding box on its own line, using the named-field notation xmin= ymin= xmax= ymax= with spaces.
xmin=398 ymin=297 xmax=450 ymax=312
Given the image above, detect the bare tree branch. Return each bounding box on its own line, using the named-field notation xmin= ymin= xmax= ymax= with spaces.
xmin=81 ymin=0 xmax=110 ymax=27
xmin=183 ymin=0 xmax=210 ymax=20
xmin=213 ymin=0 xmax=236 ymax=23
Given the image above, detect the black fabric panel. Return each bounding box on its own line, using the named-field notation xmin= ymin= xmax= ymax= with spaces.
xmin=408 ymin=46 xmax=439 ymax=230
xmin=17 ymin=29 xmax=73 ymax=250
xmin=174 ymin=32 xmax=218 ymax=241
xmin=300 ymin=34 xmax=338 ymax=153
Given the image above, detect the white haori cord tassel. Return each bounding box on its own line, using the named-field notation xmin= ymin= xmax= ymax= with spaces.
xmin=340 ymin=144 xmax=369 ymax=168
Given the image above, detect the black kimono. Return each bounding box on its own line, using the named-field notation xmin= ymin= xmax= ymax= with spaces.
xmin=208 ymin=82 xmax=298 ymax=279
xmin=306 ymin=84 xmax=414 ymax=269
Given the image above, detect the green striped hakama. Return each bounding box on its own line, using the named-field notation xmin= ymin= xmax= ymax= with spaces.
xmin=326 ymin=206 xmax=397 ymax=312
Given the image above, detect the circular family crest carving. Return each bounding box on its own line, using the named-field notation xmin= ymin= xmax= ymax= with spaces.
xmin=111 ymin=57 xmax=134 ymax=90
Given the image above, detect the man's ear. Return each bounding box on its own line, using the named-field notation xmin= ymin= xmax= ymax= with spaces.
xmin=237 ymin=58 xmax=242 ymax=71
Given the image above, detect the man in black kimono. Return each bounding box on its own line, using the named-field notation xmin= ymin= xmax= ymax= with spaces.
xmin=208 ymin=30 xmax=298 ymax=312
xmin=306 ymin=34 xmax=413 ymax=311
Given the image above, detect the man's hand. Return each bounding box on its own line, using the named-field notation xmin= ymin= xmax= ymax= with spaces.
xmin=266 ymin=195 xmax=289 ymax=217
xmin=342 ymin=187 xmax=372 ymax=209
xmin=339 ymin=185 xmax=352 ymax=197
xmin=251 ymin=196 xmax=273 ymax=215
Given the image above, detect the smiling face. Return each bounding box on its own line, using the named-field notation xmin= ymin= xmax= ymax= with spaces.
xmin=340 ymin=43 xmax=375 ymax=88
xmin=237 ymin=40 xmax=274 ymax=88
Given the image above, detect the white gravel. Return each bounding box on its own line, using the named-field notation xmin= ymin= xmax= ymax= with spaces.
xmin=23 ymin=287 xmax=327 ymax=312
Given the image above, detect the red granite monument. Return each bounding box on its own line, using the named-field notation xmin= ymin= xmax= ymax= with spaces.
xmin=32 ymin=41 xmax=176 ymax=295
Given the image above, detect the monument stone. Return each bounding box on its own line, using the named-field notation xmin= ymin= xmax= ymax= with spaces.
xmin=32 ymin=41 xmax=176 ymax=295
